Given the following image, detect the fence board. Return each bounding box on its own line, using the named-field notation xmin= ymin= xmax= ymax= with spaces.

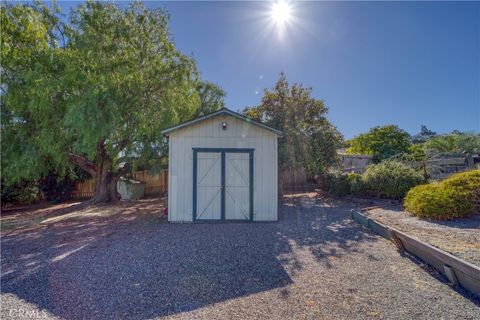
xmin=281 ymin=168 xmax=307 ymax=190
xmin=70 ymin=180 xmax=95 ymax=199
xmin=69 ymin=169 xmax=168 ymax=199
xmin=132 ymin=170 xmax=168 ymax=195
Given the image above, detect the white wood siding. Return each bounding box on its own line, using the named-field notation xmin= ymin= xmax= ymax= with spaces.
xmin=225 ymin=152 xmax=250 ymax=220
xmin=196 ymin=152 xmax=222 ymax=220
xmin=168 ymin=114 xmax=278 ymax=222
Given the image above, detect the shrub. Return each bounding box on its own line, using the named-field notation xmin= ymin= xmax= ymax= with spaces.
xmin=442 ymin=169 xmax=480 ymax=195
xmin=347 ymin=173 xmax=364 ymax=196
xmin=362 ymin=161 xmax=423 ymax=199
xmin=322 ymin=162 xmax=423 ymax=199
xmin=1 ymin=180 xmax=40 ymax=206
xmin=404 ymin=170 xmax=480 ymax=220
xmin=322 ymin=172 xmax=364 ymax=197
xmin=323 ymin=170 xmax=351 ymax=197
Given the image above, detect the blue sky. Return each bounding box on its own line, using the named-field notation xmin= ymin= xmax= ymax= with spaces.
xmin=58 ymin=1 xmax=479 ymax=139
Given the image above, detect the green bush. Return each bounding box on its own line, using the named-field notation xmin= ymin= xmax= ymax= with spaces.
xmin=347 ymin=173 xmax=364 ymax=196
xmin=322 ymin=161 xmax=423 ymax=199
xmin=404 ymin=170 xmax=480 ymax=220
xmin=324 ymin=170 xmax=351 ymax=197
xmin=362 ymin=161 xmax=423 ymax=199
xmin=323 ymin=172 xmax=364 ymax=197
xmin=1 ymin=180 xmax=40 ymax=206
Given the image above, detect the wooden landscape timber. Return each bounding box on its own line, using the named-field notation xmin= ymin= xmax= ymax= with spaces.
xmin=351 ymin=211 xmax=480 ymax=297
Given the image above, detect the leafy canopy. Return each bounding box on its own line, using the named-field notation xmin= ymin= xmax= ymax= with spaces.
xmin=423 ymin=133 xmax=480 ymax=154
xmin=1 ymin=1 xmax=223 ymax=189
xmin=411 ymin=125 xmax=437 ymax=144
xmin=346 ymin=125 xmax=411 ymax=162
xmin=243 ymin=72 xmax=343 ymax=175
xmin=1 ymin=1 xmax=67 ymax=183
xmin=196 ymin=81 xmax=226 ymax=116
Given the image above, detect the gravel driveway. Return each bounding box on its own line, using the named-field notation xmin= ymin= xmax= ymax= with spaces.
xmin=1 ymin=193 xmax=479 ymax=319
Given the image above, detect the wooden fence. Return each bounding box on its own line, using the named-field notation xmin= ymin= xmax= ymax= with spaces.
xmin=340 ymin=154 xmax=373 ymax=174
xmin=131 ymin=170 xmax=168 ymax=196
xmin=70 ymin=179 xmax=95 ymax=199
xmin=408 ymin=156 xmax=470 ymax=180
xmin=279 ymin=167 xmax=324 ymax=193
xmin=69 ymin=169 xmax=168 ymax=200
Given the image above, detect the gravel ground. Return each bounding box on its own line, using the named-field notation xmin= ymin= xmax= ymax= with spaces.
xmin=362 ymin=205 xmax=480 ymax=267
xmin=1 ymin=193 xmax=479 ymax=319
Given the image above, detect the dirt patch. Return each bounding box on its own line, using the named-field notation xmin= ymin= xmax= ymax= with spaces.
xmin=361 ymin=205 xmax=480 ymax=267
xmin=1 ymin=197 xmax=166 ymax=235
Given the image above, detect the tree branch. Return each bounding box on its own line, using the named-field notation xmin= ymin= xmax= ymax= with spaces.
xmin=114 ymin=139 xmax=130 ymax=153
xmin=114 ymin=162 xmax=132 ymax=177
xmin=68 ymin=152 xmax=97 ymax=176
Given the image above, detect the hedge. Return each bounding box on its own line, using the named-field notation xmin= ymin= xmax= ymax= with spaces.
xmin=361 ymin=161 xmax=423 ymax=199
xmin=404 ymin=170 xmax=480 ymax=220
xmin=323 ymin=161 xmax=423 ymax=199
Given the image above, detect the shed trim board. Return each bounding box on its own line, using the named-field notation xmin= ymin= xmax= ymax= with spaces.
xmin=161 ymin=108 xmax=283 ymax=136
xmin=193 ymin=148 xmax=254 ymax=222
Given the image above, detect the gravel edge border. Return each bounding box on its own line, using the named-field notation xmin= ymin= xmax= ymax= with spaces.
xmin=351 ymin=210 xmax=480 ymax=298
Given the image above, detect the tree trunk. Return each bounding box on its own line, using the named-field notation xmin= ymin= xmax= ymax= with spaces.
xmin=91 ymin=158 xmax=120 ymax=203
xmin=68 ymin=150 xmax=120 ymax=203
xmin=91 ymin=173 xmax=119 ymax=203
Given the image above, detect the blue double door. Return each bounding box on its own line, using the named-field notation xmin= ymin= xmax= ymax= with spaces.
xmin=193 ymin=148 xmax=254 ymax=221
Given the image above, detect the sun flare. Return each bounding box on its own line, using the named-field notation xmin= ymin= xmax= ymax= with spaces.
xmin=271 ymin=1 xmax=292 ymax=24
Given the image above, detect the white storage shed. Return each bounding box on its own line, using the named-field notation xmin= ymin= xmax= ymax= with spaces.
xmin=161 ymin=108 xmax=281 ymax=222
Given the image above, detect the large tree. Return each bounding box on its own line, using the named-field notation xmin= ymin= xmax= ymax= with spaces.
xmin=195 ymin=81 xmax=226 ymax=116
xmin=424 ymin=132 xmax=480 ymax=154
xmin=243 ymin=72 xmax=343 ymax=177
xmin=1 ymin=2 xmax=215 ymax=202
xmin=411 ymin=125 xmax=437 ymax=144
xmin=346 ymin=125 xmax=411 ymax=162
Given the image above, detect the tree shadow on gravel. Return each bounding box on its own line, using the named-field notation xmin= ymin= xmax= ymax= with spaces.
xmin=1 ymin=193 xmax=377 ymax=319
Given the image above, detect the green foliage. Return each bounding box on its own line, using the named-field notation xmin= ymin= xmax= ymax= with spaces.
xmin=243 ymin=72 xmax=343 ymax=176
xmin=63 ymin=1 xmax=199 ymax=161
xmin=347 ymin=173 xmax=364 ymax=196
xmin=196 ymin=81 xmax=225 ymax=116
xmin=424 ymin=133 xmax=480 ymax=154
xmin=441 ymin=170 xmax=480 ymax=193
xmin=38 ymin=168 xmax=89 ymax=203
xmin=402 ymin=144 xmax=427 ymax=162
xmin=346 ymin=125 xmax=411 ymax=162
xmin=1 ymin=180 xmax=40 ymax=205
xmin=411 ymin=125 xmax=437 ymax=144
xmin=1 ymin=1 xmax=67 ymax=183
xmin=361 ymin=161 xmax=423 ymax=199
xmin=1 ymin=2 xmax=207 ymax=198
xmin=404 ymin=170 xmax=480 ymax=220
xmin=321 ymin=161 xmax=424 ymax=199
xmin=323 ymin=162 xmax=421 ymax=199
xmin=420 ymin=125 xmax=437 ymax=137
xmin=323 ymin=170 xmax=351 ymax=197
xmin=321 ymin=172 xmax=363 ymax=197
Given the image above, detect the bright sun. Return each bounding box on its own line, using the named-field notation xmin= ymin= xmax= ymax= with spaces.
xmin=271 ymin=1 xmax=292 ymax=24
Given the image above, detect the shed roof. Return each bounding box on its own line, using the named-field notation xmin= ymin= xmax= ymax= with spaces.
xmin=161 ymin=108 xmax=283 ymax=136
